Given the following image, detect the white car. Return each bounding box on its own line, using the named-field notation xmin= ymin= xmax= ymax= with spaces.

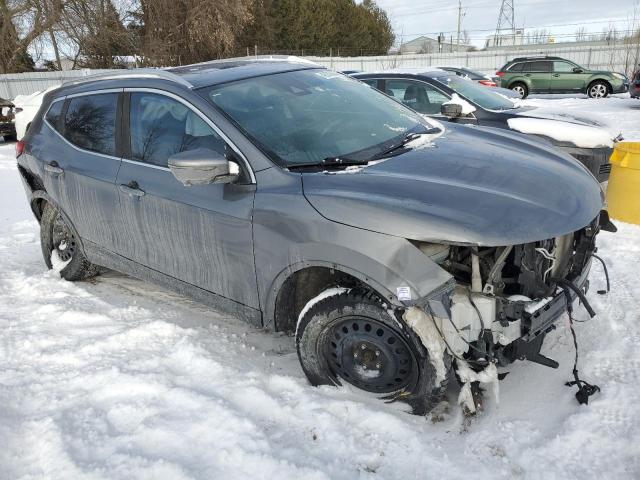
xmin=13 ymin=85 xmax=60 ymax=140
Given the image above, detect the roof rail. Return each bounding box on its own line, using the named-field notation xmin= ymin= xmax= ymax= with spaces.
xmin=511 ymin=55 xmax=562 ymax=62
xmin=168 ymin=55 xmax=321 ymax=71
xmin=61 ymin=68 xmax=193 ymax=89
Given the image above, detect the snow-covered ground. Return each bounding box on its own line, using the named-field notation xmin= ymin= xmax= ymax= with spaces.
xmin=1 ymin=96 xmax=639 ymax=479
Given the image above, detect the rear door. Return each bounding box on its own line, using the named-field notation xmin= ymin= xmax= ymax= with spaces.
xmin=526 ymin=61 xmax=552 ymax=92
xmin=40 ymin=91 xmax=124 ymax=253
xmin=116 ymin=89 xmax=259 ymax=309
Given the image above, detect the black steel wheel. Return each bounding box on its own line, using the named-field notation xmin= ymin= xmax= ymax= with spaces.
xmin=296 ymin=290 xmax=451 ymax=415
xmin=40 ymin=202 xmax=98 ymax=281
xmin=325 ymin=316 xmax=417 ymax=394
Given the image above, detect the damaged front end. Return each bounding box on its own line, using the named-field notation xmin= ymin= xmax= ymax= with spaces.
xmin=409 ymin=212 xmax=615 ymax=410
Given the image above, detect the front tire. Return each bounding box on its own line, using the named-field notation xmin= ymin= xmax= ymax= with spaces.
xmin=40 ymin=203 xmax=97 ymax=281
xmin=588 ymin=81 xmax=610 ymax=98
xmin=510 ymin=82 xmax=528 ymax=99
xmin=296 ymin=290 xmax=450 ymax=415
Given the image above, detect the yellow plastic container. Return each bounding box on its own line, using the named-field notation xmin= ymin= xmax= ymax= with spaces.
xmin=606 ymin=142 xmax=640 ymax=225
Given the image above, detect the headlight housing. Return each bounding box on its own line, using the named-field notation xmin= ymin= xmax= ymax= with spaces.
xmin=612 ymin=72 xmax=626 ymax=80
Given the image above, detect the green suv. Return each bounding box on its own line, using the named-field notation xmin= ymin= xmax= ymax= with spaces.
xmin=497 ymin=56 xmax=629 ymax=99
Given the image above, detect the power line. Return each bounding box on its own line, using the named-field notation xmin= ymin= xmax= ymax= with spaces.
xmin=397 ymin=17 xmax=633 ymax=38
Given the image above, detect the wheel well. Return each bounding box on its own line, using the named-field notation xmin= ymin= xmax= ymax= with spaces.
xmin=17 ymin=166 xmax=47 ymax=220
xmin=273 ymin=266 xmax=377 ymax=333
xmin=588 ymin=79 xmax=611 ymax=92
xmin=509 ymin=80 xmax=527 ymax=89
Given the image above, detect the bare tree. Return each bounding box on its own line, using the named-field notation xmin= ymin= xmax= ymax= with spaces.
xmin=138 ymin=0 xmax=253 ymax=66
xmin=0 ymin=0 xmax=63 ymax=73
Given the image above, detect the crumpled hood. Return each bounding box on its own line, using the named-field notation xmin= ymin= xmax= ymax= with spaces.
xmin=302 ymin=124 xmax=604 ymax=246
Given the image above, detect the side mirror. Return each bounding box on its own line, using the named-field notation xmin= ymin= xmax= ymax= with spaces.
xmin=441 ymin=102 xmax=463 ymax=118
xmin=168 ymin=148 xmax=239 ymax=186
xmin=572 ymin=67 xmax=583 ymax=73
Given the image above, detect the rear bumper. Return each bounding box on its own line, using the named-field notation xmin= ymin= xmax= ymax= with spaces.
xmin=559 ymin=145 xmax=612 ymax=183
xmin=0 ymin=122 xmax=15 ymax=136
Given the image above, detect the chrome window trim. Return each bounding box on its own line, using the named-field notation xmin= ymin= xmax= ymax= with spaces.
xmin=122 ymin=157 xmax=170 ymax=171
xmin=43 ymin=90 xmax=122 ymax=162
xmin=123 ymin=87 xmax=256 ymax=184
xmin=66 ymin=88 xmax=124 ymax=99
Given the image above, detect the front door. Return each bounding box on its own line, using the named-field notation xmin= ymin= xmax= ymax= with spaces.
xmin=550 ymin=60 xmax=587 ymax=92
xmin=116 ymin=90 xmax=259 ymax=309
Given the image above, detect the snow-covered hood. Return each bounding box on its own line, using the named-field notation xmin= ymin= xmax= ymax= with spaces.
xmin=508 ymin=106 xmax=616 ymax=148
xmin=302 ymin=124 xmax=604 ymax=246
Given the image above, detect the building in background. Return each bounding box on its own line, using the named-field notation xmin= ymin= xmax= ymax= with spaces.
xmin=398 ymin=36 xmax=471 ymax=54
xmin=485 ymin=29 xmax=524 ymax=48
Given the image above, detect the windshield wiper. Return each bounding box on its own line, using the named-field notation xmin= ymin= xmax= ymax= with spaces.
xmin=287 ymin=156 xmax=370 ymax=171
xmin=370 ymin=127 xmax=441 ymax=160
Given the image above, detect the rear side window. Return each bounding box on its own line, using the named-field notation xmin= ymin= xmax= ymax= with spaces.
xmin=528 ymin=61 xmax=551 ymax=72
xmin=129 ymin=92 xmax=227 ymax=167
xmin=64 ymin=94 xmax=117 ymax=156
xmin=508 ymin=62 xmax=524 ymax=72
xmin=45 ymin=100 xmax=64 ymax=130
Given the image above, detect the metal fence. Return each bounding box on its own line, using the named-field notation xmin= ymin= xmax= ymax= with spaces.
xmin=306 ymin=44 xmax=639 ymax=76
xmin=1 ymin=43 xmax=637 ymax=99
xmin=0 ymin=69 xmax=111 ymax=100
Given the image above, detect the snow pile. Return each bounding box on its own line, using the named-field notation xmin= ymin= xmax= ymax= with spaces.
xmin=507 ymin=117 xmax=614 ymax=148
xmin=525 ymin=96 xmax=638 ymax=141
xmin=1 ymin=92 xmax=640 ymax=480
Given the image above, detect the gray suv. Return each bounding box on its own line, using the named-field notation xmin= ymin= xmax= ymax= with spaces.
xmin=17 ymin=58 xmax=611 ymax=414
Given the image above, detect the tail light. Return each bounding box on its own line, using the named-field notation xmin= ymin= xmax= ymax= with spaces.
xmin=496 ymin=71 xmax=505 ymax=77
xmin=16 ymin=140 xmax=25 ymax=158
xmin=479 ymin=80 xmax=497 ymax=87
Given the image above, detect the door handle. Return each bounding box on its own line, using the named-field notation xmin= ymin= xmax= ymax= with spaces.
xmin=44 ymin=162 xmax=64 ymax=176
xmin=119 ymin=181 xmax=145 ymax=197
xmin=524 ymin=73 xmax=531 ymax=77
xmin=553 ymin=73 xmax=560 ymax=77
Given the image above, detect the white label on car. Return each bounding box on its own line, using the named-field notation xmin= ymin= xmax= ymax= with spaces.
xmin=397 ymin=286 xmax=411 ymax=301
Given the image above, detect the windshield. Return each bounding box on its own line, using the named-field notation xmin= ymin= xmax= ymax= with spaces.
xmin=203 ymin=69 xmax=432 ymax=167
xmin=436 ymin=75 xmax=516 ymax=111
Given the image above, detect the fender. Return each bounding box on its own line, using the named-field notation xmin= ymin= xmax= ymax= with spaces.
xmin=260 ymin=237 xmax=455 ymax=328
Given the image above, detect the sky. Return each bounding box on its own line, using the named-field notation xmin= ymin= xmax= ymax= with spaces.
xmin=376 ymin=0 xmax=640 ymax=47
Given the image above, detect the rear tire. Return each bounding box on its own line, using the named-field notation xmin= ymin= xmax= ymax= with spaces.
xmin=296 ymin=290 xmax=450 ymax=415
xmin=588 ymin=81 xmax=609 ymax=98
xmin=510 ymin=82 xmax=528 ymax=99
xmin=40 ymin=203 xmax=98 ymax=281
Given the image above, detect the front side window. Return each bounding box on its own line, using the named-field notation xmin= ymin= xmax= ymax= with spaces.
xmin=64 ymin=93 xmax=117 ymax=156
xmin=386 ymin=79 xmax=449 ymax=115
xmin=553 ymin=61 xmax=576 ymax=73
xmin=435 ymin=75 xmax=516 ymax=111
xmin=129 ymin=93 xmax=227 ymax=167
xmin=203 ymin=69 xmax=431 ymax=167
